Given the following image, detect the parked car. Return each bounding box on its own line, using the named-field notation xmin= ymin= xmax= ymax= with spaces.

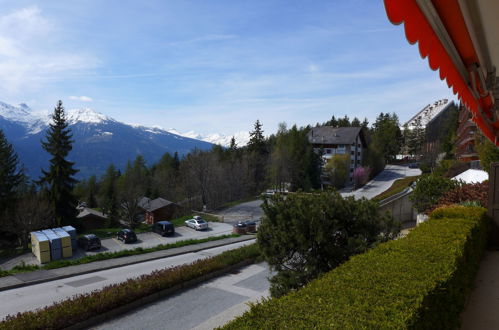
xmin=117 ymin=229 xmax=137 ymax=243
xmin=77 ymin=234 xmax=101 ymax=251
xmin=185 ymin=216 xmax=209 ymax=231
xmin=152 ymin=221 xmax=175 ymax=236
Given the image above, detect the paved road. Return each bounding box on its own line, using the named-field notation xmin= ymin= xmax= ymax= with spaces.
xmin=0 ymin=240 xmax=255 ymax=321
xmin=93 ymin=262 xmax=272 ymax=330
xmin=1 ymin=222 xmax=234 ymax=271
xmin=341 ymin=164 xmax=421 ymax=200
xmin=216 ymin=199 xmax=264 ymax=225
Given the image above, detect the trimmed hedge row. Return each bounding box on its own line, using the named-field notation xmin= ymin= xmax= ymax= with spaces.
xmin=0 ymin=244 xmax=260 ymax=329
xmin=221 ymin=206 xmax=490 ymax=329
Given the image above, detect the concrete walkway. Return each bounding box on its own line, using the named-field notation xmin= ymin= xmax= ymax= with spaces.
xmin=460 ymin=251 xmax=499 ymax=329
xmin=0 ymin=235 xmax=255 ymax=292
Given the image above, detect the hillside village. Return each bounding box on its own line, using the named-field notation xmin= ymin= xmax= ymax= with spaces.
xmin=1 ymin=1 xmax=499 ymax=329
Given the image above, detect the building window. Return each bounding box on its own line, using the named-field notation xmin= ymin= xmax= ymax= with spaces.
xmin=326 ymin=149 xmax=331 ymax=154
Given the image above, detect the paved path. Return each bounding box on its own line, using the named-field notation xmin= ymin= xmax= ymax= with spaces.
xmin=0 ymin=235 xmax=255 ymax=292
xmin=93 ymin=262 xmax=272 ymax=330
xmin=216 ymin=199 xmax=264 ymax=225
xmin=461 ymin=251 xmax=499 ymax=329
xmin=0 ymin=239 xmax=255 ymax=321
xmin=341 ymin=164 xmax=421 ymax=200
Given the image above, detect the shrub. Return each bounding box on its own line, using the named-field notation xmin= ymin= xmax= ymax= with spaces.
xmin=427 ymin=181 xmax=488 ymax=213
xmin=353 ymin=166 xmax=370 ymax=187
xmin=259 ymin=191 xmax=399 ymax=297
xmin=221 ymin=206 xmax=489 ymax=329
xmin=1 ymin=244 xmax=260 ymax=329
xmin=410 ymin=174 xmax=461 ymax=213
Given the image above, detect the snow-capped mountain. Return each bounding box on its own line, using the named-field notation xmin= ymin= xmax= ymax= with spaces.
xmin=0 ymin=101 xmax=46 ymax=134
xmin=167 ymin=129 xmax=250 ymax=147
xmin=0 ymin=101 xmax=213 ymax=178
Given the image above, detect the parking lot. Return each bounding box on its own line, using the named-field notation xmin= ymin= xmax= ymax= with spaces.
xmin=0 ymin=222 xmax=235 ymax=270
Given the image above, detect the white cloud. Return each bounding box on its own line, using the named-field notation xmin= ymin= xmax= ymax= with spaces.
xmin=69 ymin=95 xmax=93 ymax=102
xmin=0 ymin=6 xmax=99 ymax=94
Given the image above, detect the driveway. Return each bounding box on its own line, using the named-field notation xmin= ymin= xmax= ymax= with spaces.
xmin=216 ymin=199 xmax=264 ymax=225
xmin=341 ymin=164 xmax=421 ymax=200
xmin=0 ymin=222 xmax=234 ymax=271
xmin=93 ymin=262 xmax=273 ymax=330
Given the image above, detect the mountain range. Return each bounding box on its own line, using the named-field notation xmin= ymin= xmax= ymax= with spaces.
xmin=0 ymin=101 xmax=234 ymax=179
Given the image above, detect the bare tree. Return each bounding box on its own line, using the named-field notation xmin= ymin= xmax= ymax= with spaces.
xmin=7 ymin=194 xmax=54 ymax=250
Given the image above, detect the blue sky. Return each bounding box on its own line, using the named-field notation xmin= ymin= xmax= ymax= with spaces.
xmin=0 ymin=0 xmax=455 ymax=135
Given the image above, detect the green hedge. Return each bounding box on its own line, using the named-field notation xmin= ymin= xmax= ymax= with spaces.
xmin=0 ymin=244 xmax=260 ymax=329
xmin=221 ymin=206 xmax=490 ymax=329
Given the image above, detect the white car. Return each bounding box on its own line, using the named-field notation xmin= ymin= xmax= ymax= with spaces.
xmin=185 ymin=217 xmax=209 ymax=231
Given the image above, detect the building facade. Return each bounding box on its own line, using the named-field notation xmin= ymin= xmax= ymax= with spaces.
xmin=455 ymin=103 xmax=479 ymax=162
xmin=307 ymin=127 xmax=367 ymax=185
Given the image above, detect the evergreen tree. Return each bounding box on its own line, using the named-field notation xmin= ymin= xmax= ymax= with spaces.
xmin=247 ymin=119 xmax=266 ymax=153
xmin=39 ymin=100 xmax=79 ymax=226
xmin=0 ymin=129 xmax=23 ymax=219
xmin=371 ymin=112 xmax=402 ymax=162
xmin=351 ymin=117 xmax=361 ymax=127
xmin=337 ymin=115 xmax=351 ymax=127
xmin=247 ymin=120 xmax=268 ymax=193
xmin=258 ymin=191 xmax=399 ymax=297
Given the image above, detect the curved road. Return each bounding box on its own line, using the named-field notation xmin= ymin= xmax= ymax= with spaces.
xmin=341 ymin=164 xmax=421 ymax=200
xmin=216 ymin=199 xmax=264 ymax=224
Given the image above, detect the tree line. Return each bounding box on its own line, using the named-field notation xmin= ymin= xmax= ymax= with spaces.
xmin=0 ymin=100 xmax=407 ymax=249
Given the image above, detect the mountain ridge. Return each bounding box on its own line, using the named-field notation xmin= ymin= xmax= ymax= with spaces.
xmin=0 ymin=101 xmax=215 ymax=179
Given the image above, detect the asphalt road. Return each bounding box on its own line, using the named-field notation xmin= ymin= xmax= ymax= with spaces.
xmin=341 ymin=164 xmax=421 ymax=200
xmin=216 ymin=199 xmax=264 ymax=225
xmin=93 ymin=262 xmax=272 ymax=330
xmin=0 ymin=240 xmax=255 ymax=321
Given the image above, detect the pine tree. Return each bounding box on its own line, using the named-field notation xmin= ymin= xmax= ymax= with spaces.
xmin=247 ymin=119 xmax=266 ymax=154
xmin=0 ymin=129 xmax=23 ymax=216
xmin=39 ymin=100 xmax=79 ymax=226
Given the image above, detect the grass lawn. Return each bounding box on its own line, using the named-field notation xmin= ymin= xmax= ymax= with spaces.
xmin=372 ymin=175 xmax=421 ymax=202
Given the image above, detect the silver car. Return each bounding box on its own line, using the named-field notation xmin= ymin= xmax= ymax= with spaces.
xmin=185 ymin=217 xmax=209 ymax=231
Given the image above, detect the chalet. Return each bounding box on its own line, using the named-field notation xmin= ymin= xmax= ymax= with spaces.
xmin=307 ymin=126 xmax=367 ymax=184
xmin=138 ymin=197 xmax=181 ymax=224
xmin=77 ymin=208 xmax=108 ymax=230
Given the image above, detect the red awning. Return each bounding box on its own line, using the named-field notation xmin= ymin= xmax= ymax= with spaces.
xmin=384 ymin=0 xmax=497 ymax=145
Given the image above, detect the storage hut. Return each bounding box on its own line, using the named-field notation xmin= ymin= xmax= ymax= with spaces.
xmin=30 ymin=231 xmax=51 ymax=264
xmin=53 ymin=228 xmax=73 ymax=258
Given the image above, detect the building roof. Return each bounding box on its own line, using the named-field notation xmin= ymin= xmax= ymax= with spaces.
xmin=452 ymin=169 xmax=489 ymax=184
xmin=307 ymin=127 xmax=364 ymax=146
xmin=139 ymin=197 xmax=175 ymax=212
xmin=77 ymin=207 xmax=108 ymax=219
xmin=403 ymin=99 xmax=451 ymax=129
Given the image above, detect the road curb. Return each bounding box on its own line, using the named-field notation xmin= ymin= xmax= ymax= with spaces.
xmin=0 ymin=235 xmax=256 ymax=292
xmin=64 ymin=259 xmax=256 ymax=330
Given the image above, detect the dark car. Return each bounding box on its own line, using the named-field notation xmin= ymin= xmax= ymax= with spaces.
xmin=117 ymin=229 xmax=138 ymax=243
xmin=152 ymin=221 xmax=175 ymax=236
xmin=77 ymin=234 xmax=101 ymax=251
